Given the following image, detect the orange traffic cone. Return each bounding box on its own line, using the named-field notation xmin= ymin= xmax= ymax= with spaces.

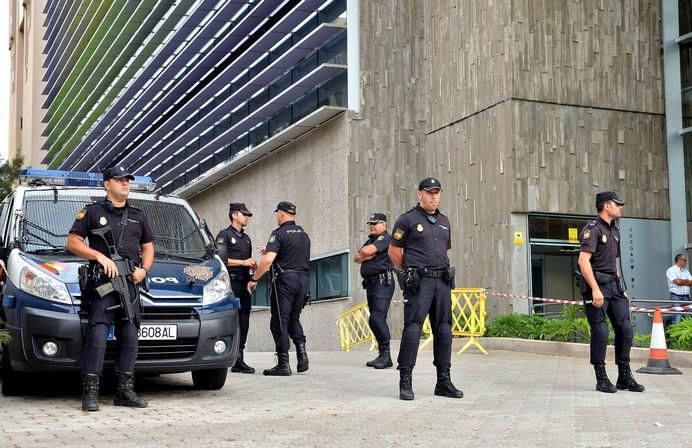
xmin=637 ymin=308 xmax=682 ymax=375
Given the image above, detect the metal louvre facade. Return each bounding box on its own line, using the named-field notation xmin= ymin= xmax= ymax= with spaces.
xmin=40 ymin=0 xmax=348 ymax=194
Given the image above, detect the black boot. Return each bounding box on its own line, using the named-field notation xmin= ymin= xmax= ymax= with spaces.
xmin=263 ymin=353 xmax=292 ymax=376
xmin=113 ymin=372 xmax=148 ymax=408
xmin=434 ymin=367 xmax=463 ymax=398
xmin=399 ymin=368 xmax=414 ymax=401
xmin=594 ymin=365 xmax=617 ymax=393
xmin=296 ymin=343 xmax=309 ymax=373
xmin=616 ymin=363 xmax=645 ymax=392
xmin=81 ymin=374 xmax=100 ymax=412
xmin=372 ymin=344 xmax=393 ymax=369
xmin=231 ymin=351 xmax=255 ymax=374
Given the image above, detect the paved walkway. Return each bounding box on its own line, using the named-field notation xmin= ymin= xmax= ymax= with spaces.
xmin=1 ymin=343 xmax=691 ymax=447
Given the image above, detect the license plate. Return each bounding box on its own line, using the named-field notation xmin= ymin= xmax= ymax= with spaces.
xmin=138 ymin=324 xmax=177 ymax=340
xmin=107 ymin=324 xmax=178 ymax=341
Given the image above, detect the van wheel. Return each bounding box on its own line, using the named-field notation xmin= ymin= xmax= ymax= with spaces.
xmin=191 ymin=368 xmax=228 ymax=390
xmin=1 ymin=345 xmax=24 ymax=396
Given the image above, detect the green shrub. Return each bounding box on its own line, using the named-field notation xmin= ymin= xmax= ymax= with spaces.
xmin=667 ymin=319 xmax=692 ymax=351
xmin=632 ymin=333 xmax=651 ymax=348
xmin=0 ymin=319 xmax=9 ymax=345
xmin=486 ymin=306 xmax=603 ymax=344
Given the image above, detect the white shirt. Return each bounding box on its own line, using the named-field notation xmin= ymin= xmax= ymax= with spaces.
xmin=666 ymin=264 xmax=692 ymax=296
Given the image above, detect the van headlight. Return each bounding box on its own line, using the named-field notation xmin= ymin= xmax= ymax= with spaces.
xmin=203 ymin=270 xmax=230 ymax=305
xmin=20 ymin=265 xmax=72 ymax=304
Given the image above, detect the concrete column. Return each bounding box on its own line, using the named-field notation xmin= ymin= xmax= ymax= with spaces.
xmin=662 ymin=1 xmax=687 ymax=255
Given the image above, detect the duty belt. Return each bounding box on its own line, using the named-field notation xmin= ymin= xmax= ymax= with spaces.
xmin=279 ymin=269 xmax=308 ymax=274
xmin=419 ymin=267 xmax=448 ymax=278
xmin=593 ymin=271 xmax=617 ymax=284
xmin=229 ymin=272 xmax=250 ymax=281
xmin=364 ymin=271 xmax=392 ymax=284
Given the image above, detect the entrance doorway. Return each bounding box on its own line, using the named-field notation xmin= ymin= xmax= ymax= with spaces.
xmin=528 ymin=214 xmax=592 ymax=316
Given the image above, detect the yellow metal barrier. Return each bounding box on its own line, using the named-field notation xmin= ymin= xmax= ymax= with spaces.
xmin=420 ymin=288 xmax=488 ymax=355
xmin=337 ymin=301 xmax=377 ymax=351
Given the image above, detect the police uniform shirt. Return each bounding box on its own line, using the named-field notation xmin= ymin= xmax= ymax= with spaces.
xmin=579 ymin=217 xmax=620 ymax=275
xmin=69 ymin=201 xmax=154 ymax=265
xmin=265 ymin=221 xmax=310 ymax=272
xmin=360 ymin=231 xmax=393 ymax=278
xmin=216 ymin=226 xmax=252 ymax=277
xmin=390 ymin=205 xmax=451 ymax=268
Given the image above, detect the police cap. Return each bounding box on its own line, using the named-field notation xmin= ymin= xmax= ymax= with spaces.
xmin=366 ymin=213 xmax=387 ymax=224
xmin=103 ymin=166 xmax=135 ymax=181
xmin=229 ymin=202 xmax=252 ymax=216
xmin=595 ymin=191 xmax=625 ymax=207
xmin=418 ymin=177 xmax=443 ymax=191
xmin=274 ymin=201 xmax=296 ymax=215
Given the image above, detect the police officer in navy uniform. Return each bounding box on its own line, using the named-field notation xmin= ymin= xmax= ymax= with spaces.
xmin=578 ymin=191 xmax=644 ymax=393
xmin=354 ymin=213 xmax=395 ymax=369
xmin=248 ymin=201 xmax=311 ymax=376
xmin=388 ymin=178 xmax=463 ymax=401
xmin=66 ymin=167 xmax=154 ymax=411
xmin=216 ymin=203 xmax=257 ymax=374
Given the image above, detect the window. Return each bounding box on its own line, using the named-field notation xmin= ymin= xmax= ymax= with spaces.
xmin=310 ymin=252 xmax=349 ymax=300
xmin=251 ymin=252 xmax=349 ymax=307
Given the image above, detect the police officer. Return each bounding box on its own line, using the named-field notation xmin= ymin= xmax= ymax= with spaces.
xmin=66 ymin=167 xmax=153 ymax=411
xmin=354 ymin=213 xmax=395 ymax=369
xmin=216 ymin=203 xmax=257 ymax=374
xmin=578 ymin=191 xmax=644 ymax=393
xmin=248 ymin=201 xmax=311 ymax=376
xmin=388 ymin=177 xmax=463 ymax=401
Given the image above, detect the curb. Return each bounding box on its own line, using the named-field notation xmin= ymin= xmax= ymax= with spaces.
xmin=452 ymin=337 xmax=692 ymax=368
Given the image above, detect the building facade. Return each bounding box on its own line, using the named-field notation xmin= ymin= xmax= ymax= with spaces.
xmin=10 ymin=0 xmax=686 ymax=349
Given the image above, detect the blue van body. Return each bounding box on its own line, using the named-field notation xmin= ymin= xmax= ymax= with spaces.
xmin=0 ymin=172 xmax=239 ymax=395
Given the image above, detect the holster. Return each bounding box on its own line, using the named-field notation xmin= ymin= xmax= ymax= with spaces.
xmin=396 ymin=268 xmax=420 ymax=294
xmin=573 ymin=271 xmax=587 ymax=295
xmin=78 ymin=264 xmax=97 ymax=311
xmin=443 ymin=267 xmax=456 ymax=289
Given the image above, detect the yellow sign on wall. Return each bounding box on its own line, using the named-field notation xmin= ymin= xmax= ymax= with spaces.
xmin=513 ymin=231 xmax=524 ymax=246
xmin=568 ymin=228 xmax=578 ymax=243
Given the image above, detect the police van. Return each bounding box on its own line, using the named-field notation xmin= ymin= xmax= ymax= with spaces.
xmin=0 ymin=170 xmax=239 ymax=395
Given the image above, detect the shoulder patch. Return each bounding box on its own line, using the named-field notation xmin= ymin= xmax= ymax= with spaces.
xmin=393 ymin=229 xmax=404 ymax=240
xmin=583 ymin=229 xmax=591 ymax=240
xmin=269 ymin=235 xmax=276 ymax=243
xmin=76 ymin=209 xmax=87 ymax=220
xmin=216 ymin=236 xmax=225 ymax=243
xmin=377 ymin=235 xmax=384 ymax=241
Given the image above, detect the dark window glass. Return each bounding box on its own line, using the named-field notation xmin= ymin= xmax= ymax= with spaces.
xmin=681 ymin=0 xmax=692 ymax=36
xmin=528 ymin=215 xmax=593 ymax=242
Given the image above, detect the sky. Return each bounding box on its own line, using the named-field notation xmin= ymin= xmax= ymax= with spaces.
xmin=1 ymin=8 xmax=8 ymax=162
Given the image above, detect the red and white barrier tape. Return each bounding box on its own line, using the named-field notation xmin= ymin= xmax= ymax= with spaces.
xmin=486 ymin=291 xmax=692 ymax=314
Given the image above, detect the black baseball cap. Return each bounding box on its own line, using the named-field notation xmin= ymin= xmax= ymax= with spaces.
xmin=274 ymin=201 xmax=296 ymax=215
xmin=367 ymin=213 xmax=387 ymax=224
xmin=103 ymin=166 xmax=135 ymax=181
xmin=229 ymin=202 xmax=252 ymax=216
xmin=418 ymin=177 xmax=443 ymax=191
xmin=595 ymin=191 xmax=625 ymax=207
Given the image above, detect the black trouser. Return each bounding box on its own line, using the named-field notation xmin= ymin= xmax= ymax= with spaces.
xmin=269 ymin=272 xmax=309 ymax=353
xmin=231 ymin=278 xmax=252 ymax=352
xmin=81 ymin=282 xmax=141 ymax=375
xmin=397 ymin=276 xmax=452 ymax=370
xmin=583 ymin=281 xmax=633 ymax=366
xmin=365 ymin=279 xmax=395 ymax=346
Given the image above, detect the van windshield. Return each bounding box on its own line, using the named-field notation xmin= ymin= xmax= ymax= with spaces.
xmin=21 ymin=189 xmax=210 ymax=260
